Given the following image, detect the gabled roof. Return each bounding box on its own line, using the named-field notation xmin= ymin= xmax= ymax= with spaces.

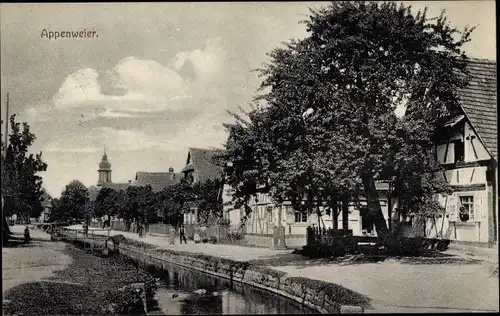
xmin=459 ymin=58 xmax=497 ymax=160
xmin=182 ymin=147 xmax=223 ymax=182
xmin=102 ymin=182 xmax=131 ymax=192
xmin=132 ymin=171 xmax=182 ymax=191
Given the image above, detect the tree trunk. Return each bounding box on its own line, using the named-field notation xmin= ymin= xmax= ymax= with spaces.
xmin=342 ymin=197 xmax=349 ymax=231
xmin=331 ymin=198 xmax=339 ymax=230
xmin=361 ymin=169 xmax=390 ymax=239
xmin=3 ymin=215 xmax=11 ymax=246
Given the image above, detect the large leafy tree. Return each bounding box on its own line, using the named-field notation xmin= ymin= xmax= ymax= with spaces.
xmin=136 ymin=185 xmax=159 ymax=223
xmin=118 ymin=186 xmax=141 ymax=222
xmin=157 ymin=182 xmax=189 ymax=226
xmin=94 ymin=188 xmax=121 ymax=218
xmin=192 ymin=178 xmax=224 ymax=224
xmin=221 ymin=1 xmax=471 ymax=239
xmin=51 ymin=180 xmax=89 ymax=222
xmin=1 ymin=114 xmax=48 ymax=224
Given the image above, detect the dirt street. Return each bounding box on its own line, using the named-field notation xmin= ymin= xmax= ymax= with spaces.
xmin=2 ymin=226 xmax=72 ymax=294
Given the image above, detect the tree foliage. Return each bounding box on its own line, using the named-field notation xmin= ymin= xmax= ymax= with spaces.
xmin=1 ymin=114 xmax=48 ymax=221
xmin=86 ymin=178 xmax=223 ymax=225
xmin=94 ymin=188 xmax=121 ymax=218
xmin=192 ymin=178 xmax=224 ymax=224
xmin=218 ymin=1 xmax=472 ymax=238
xmin=51 ymin=180 xmax=89 ymax=222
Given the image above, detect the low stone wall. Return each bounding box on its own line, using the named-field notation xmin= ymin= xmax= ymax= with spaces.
xmin=114 ymin=239 xmax=370 ymax=314
xmin=245 ymin=233 xmax=307 ymax=249
xmin=245 ymin=234 xmax=273 ymax=248
xmin=285 ymin=235 xmax=307 ymax=248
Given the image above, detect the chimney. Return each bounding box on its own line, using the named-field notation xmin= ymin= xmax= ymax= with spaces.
xmin=168 ymin=167 xmax=174 ymax=180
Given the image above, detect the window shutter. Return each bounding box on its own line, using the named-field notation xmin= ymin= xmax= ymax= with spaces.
xmin=447 ymin=195 xmax=458 ymax=222
xmin=309 ymin=212 xmax=318 ymax=225
xmin=473 ymin=195 xmax=482 ymax=222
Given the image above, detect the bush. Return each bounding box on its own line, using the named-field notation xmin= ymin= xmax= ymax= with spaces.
xmin=202 ymin=238 xmax=208 ymax=243
xmin=209 ymin=236 xmax=217 ymax=244
xmin=227 ymin=232 xmax=243 ymax=242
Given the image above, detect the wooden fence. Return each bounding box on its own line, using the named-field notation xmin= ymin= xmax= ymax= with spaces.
xmin=90 ymin=220 xmax=228 ymax=241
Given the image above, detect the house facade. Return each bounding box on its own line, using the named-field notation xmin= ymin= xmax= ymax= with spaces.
xmin=180 ymin=147 xmax=223 ymax=225
xmin=38 ymin=191 xmax=52 ymax=223
xmin=414 ymin=58 xmax=497 ymax=246
xmin=226 ymin=58 xmax=497 ymax=248
xmin=228 ymin=182 xmax=393 ymax=247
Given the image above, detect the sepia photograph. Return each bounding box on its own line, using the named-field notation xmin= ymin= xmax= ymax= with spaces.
xmin=1 ymin=1 xmax=498 ymax=315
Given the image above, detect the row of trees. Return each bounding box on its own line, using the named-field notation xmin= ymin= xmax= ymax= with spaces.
xmin=216 ymin=1 xmax=472 ymax=239
xmin=2 ymin=114 xmax=48 ymax=245
xmin=50 ymin=178 xmax=224 ymax=226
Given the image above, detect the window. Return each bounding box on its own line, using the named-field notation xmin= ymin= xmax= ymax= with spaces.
xmin=294 ymin=210 xmax=308 ymax=223
xmin=459 ymin=196 xmax=474 ymax=222
xmin=454 ymin=139 xmax=464 ymax=163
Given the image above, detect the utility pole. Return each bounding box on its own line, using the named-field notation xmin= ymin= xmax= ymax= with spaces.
xmin=2 ymin=93 xmax=10 ymax=243
xmin=3 ymin=93 xmax=9 ymax=152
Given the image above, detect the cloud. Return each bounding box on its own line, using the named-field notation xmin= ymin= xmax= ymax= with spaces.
xmin=44 ymin=37 xmax=228 ymax=120
xmin=98 ymin=109 xmax=136 ymax=118
xmin=45 ymin=144 xmax=100 ymax=153
xmin=44 ymin=110 xmax=228 ymax=157
xmin=23 ymin=103 xmax=54 ymax=122
xmin=170 ymin=37 xmax=227 ymax=82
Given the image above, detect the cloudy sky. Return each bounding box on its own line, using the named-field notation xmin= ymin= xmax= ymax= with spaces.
xmin=0 ymin=1 xmax=496 ymax=197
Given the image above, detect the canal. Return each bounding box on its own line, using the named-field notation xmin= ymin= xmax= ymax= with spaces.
xmin=3 ymin=238 xmax=318 ymax=315
xmin=133 ymin=255 xmax=318 ymax=315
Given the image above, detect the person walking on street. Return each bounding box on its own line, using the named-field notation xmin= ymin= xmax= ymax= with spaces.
xmin=24 ymin=226 xmax=31 ymax=243
xmin=179 ymin=224 xmax=187 ymax=244
xmin=83 ymin=221 xmax=89 ymax=237
xmin=138 ymin=221 xmax=144 ymax=238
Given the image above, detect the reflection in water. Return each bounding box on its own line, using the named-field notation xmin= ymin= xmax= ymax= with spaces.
xmin=140 ymin=259 xmax=318 ymax=315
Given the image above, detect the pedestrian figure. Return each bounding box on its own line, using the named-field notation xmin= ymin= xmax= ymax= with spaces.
xmin=83 ymin=221 xmax=89 ymax=237
xmin=138 ymin=221 xmax=144 ymax=238
xmin=169 ymin=228 xmax=176 ymax=244
xmin=194 ymin=227 xmax=201 ymax=244
xmin=24 ymin=226 xmax=31 ymax=243
xmin=179 ymin=224 xmax=187 ymax=244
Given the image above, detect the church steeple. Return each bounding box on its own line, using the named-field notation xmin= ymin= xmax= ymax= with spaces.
xmin=97 ymin=146 xmax=112 ymax=186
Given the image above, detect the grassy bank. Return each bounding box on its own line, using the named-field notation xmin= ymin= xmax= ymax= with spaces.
xmin=3 ymin=244 xmax=159 ymax=316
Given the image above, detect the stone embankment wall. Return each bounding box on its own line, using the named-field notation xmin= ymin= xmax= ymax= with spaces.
xmin=115 ymin=241 xmax=370 ymax=314
xmin=61 ymin=234 xmax=369 ymax=314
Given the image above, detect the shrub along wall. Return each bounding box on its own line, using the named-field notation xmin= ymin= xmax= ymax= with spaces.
xmin=115 ymin=238 xmax=371 ymax=314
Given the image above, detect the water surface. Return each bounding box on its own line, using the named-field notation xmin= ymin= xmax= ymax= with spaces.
xmin=142 ymin=260 xmax=318 ymax=315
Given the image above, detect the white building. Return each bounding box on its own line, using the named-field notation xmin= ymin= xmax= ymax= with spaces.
xmin=226 ymin=58 xmax=497 ymax=248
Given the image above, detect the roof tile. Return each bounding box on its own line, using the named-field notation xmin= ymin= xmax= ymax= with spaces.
xmin=132 ymin=171 xmax=182 ymax=191
xmin=459 ymin=58 xmax=497 ymax=160
xmin=185 ymin=147 xmax=223 ymax=182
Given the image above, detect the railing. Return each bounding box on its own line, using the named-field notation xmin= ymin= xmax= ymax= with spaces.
xmin=89 ymin=220 xmax=228 ymax=241
xmin=60 ymin=228 xmax=110 ymax=241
